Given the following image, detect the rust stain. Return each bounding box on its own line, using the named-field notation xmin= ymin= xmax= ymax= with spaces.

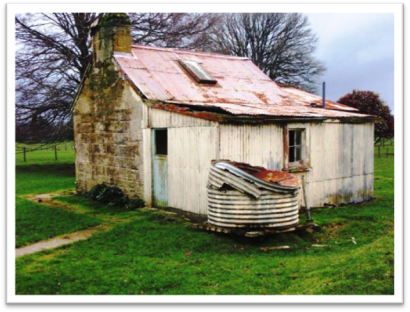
xmin=252 ymin=170 xmax=300 ymax=187
xmin=254 ymin=92 xmax=269 ymax=105
xmin=278 ymin=177 xmax=300 ymax=187
xmin=114 ymin=45 xmax=373 ymax=120
xmin=252 ymin=170 xmax=293 ymax=183
xmin=148 ymin=101 xmax=222 ymax=123
xmin=283 ymin=125 xmax=288 ymax=168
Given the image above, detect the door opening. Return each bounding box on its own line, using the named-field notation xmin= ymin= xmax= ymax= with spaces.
xmin=152 ymin=129 xmax=168 ymax=208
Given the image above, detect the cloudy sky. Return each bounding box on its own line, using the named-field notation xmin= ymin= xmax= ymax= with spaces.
xmin=306 ymin=13 xmax=395 ymax=114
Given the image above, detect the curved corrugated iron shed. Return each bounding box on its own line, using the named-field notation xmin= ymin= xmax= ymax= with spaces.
xmin=207 ymin=160 xmax=300 ymax=229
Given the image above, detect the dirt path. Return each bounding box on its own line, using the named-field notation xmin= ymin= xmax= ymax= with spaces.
xmin=16 ymin=193 xmax=140 ymax=258
xmin=15 ymin=224 xmax=106 ymax=257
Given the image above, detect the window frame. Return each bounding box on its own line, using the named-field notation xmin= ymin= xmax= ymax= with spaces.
xmin=288 ymin=129 xmax=303 ymax=163
xmin=178 ymin=60 xmax=217 ymax=85
xmin=283 ymin=125 xmax=311 ymax=172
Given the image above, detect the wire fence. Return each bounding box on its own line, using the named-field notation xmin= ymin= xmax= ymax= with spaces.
xmin=374 ymin=139 xmax=394 ymax=158
xmin=16 ymin=139 xmax=394 ymax=163
xmin=16 ymin=142 xmax=74 ymax=162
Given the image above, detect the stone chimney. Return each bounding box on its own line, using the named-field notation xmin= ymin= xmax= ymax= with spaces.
xmin=91 ymin=13 xmax=132 ymax=65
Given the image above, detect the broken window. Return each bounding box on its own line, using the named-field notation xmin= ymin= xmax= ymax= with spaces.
xmin=288 ymin=129 xmax=303 ymax=163
xmin=178 ymin=60 xmax=217 ymax=84
xmin=155 ymin=129 xmax=168 ymax=156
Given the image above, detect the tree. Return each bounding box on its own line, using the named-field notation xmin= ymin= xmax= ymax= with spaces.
xmin=209 ymin=13 xmax=325 ymax=92
xmin=15 ymin=13 xmax=96 ymax=143
xmin=338 ymin=90 xmax=394 ymax=144
xmin=129 ymin=13 xmax=217 ymax=50
xmin=15 ymin=13 xmax=217 ymax=143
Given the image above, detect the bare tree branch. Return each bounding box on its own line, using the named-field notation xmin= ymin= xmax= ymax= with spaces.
xmin=209 ymin=13 xmax=325 ymax=92
xmin=15 ymin=13 xmax=218 ymax=143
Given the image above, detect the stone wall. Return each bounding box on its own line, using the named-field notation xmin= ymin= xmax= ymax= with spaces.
xmin=73 ymin=72 xmax=144 ymax=198
xmin=73 ymin=13 xmax=143 ymax=198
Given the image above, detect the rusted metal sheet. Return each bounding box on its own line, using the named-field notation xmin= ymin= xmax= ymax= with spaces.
xmin=212 ymin=161 xmax=299 ymax=194
xmin=282 ymin=87 xmax=358 ymax=112
xmin=207 ymin=160 xmax=300 ymax=229
xmin=114 ymin=45 xmax=372 ymax=120
xmin=252 ymin=170 xmax=300 ymax=187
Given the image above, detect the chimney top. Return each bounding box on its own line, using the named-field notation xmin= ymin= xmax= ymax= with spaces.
xmin=91 ymin=13 xmax=131 ymax=32
xmin=91 ymin=13 xmax=132 ymax=64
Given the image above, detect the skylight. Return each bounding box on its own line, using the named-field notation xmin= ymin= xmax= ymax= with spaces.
xmin=178 ymin=60 xmax=217 ymax=85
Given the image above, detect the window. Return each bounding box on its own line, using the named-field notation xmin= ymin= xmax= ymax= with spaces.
xmin=178 ymin=60 xmax=217 ymax=84
xmin=288 ymin=129 xmax=303 ymax=163
xmin=155 ymin=129 xmax=167 ymax=155
xmin=284 ymin=127 xmax=311 ymax=173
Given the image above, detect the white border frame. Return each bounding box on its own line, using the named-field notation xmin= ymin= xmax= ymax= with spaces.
xmin=6 ymin=3 xmax=404 ymax=304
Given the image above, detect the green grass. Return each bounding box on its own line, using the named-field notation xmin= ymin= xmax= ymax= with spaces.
xmin=16 ymin=164 xmax=75 ymax=196
xmin=15 ymin=164 xmax=102 ymax=248
xmin=16 ymin=142 xmax=74 ymax=165
xmin=374 ymin=139 xmax=394 ymax=156
xmin=15 ymin=197 xmax=102 ymax=248
xmin=15 ymin=154 xmax=394 ymax=295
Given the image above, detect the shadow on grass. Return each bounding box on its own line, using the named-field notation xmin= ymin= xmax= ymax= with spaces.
xmin=16 ymin=164 xmax=75 ymax=177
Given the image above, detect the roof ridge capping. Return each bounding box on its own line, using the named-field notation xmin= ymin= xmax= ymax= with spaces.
xmin=131 ymin=44 xmax=250 ymax=60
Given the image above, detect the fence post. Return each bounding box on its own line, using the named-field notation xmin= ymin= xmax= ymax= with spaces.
xmin=55 ymin=144 xmax=58 ymax=160
xmin=23 ymin=147 xmax=26 ymax=162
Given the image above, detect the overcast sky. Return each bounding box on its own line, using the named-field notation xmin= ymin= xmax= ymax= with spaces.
xmin=306 ymin=13 xmax=394 ymax=114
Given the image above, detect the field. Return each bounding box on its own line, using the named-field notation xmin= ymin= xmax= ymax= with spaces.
xmin=15 ymin=142 xmax=75 ymax=165
xmin=374 ymin=139 xmax=395 ymax=157
xmin=14 ymin=143 xmax=394 ymax=295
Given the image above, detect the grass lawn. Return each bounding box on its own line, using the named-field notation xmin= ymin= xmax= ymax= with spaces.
xmin=15 ymin=161 xmax=103 ymax=248
xmin=16 ymin=142 xmax=75 ymax=166
xmin=374 ymin=139 xmax=394 ymax=156
xmin=15 ymin=151 xmax=394 ymax=295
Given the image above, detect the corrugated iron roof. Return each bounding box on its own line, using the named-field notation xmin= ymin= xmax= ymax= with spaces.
xmin=281 ymin=87 xmax=358 ymax=112
xmin=114 ymin=45 xmax=371 ymax=120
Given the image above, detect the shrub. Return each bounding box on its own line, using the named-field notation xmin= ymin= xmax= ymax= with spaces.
xmin=87 ymin=183 xmax=145 ymax=210
xmin=125 ymin=198 xmax=146 ymax=210
xmin=338 ymin=90 xmax=394 ymax=144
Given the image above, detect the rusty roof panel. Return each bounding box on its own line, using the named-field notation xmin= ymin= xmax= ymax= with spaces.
xmin=115 ymin=45 xmax=371 ymax=120
xmin=208 ymin=102 xmax=369 ymax=118
xmin=282 ymin=87 xmax=359 ymax=112
xmin=252 ymin=170 xmax=294 ymax=183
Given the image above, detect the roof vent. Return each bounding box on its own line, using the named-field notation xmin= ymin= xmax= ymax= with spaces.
xmin=178 ymin=60 xmax=217 ymax=85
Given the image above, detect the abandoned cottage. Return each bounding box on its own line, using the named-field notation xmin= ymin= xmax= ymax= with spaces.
xmin=72 ymin=14 xmax=375 ymax=217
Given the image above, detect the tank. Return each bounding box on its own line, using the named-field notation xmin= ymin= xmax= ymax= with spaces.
xmin=207 ymin=160 xmax=300 ymax=229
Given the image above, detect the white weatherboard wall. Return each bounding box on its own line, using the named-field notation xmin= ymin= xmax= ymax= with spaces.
xmin=305 ymin=122 xmax=374 ymax=207
xmin=143 ymin=107 xmax=374 ymax=215
xmin=142 ymin=106 xmax=217 ymax=213
xmin=217 ymin=122 xmax=374 ymax=209
xmin=168 ymin=126 xmax=218 ymax=215
xmin=218 ymin=124 xmax=283 ymax=170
